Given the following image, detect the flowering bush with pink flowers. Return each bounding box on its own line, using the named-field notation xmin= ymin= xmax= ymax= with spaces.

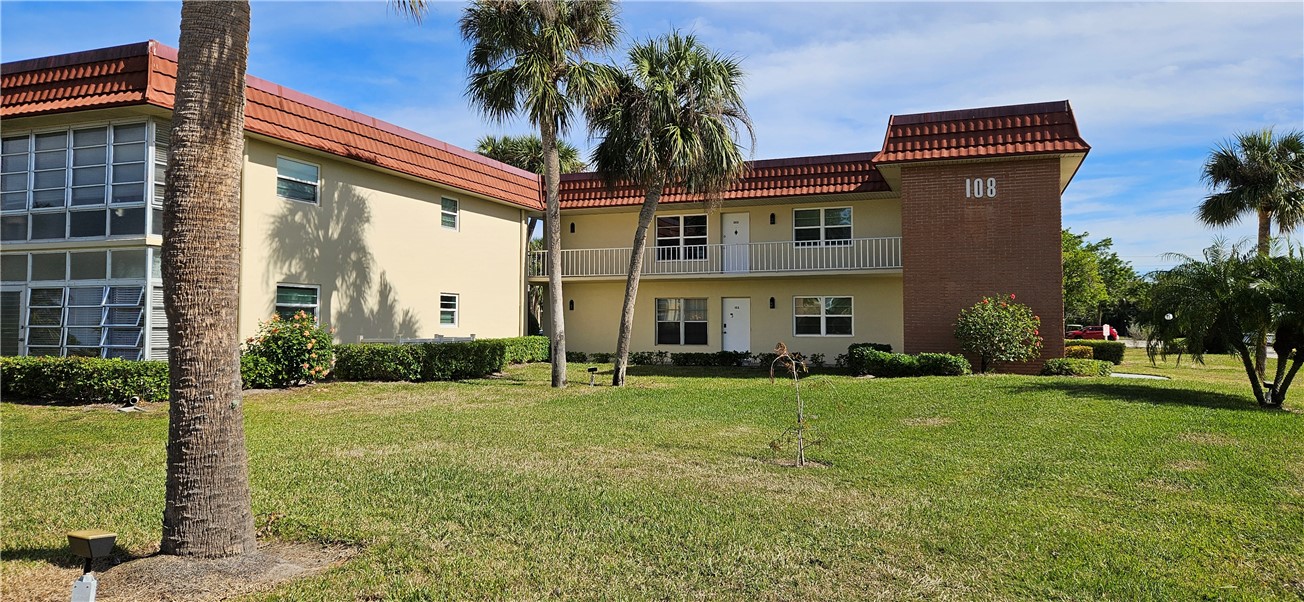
xmin=243 ymin=311 xmax=335 ymax=387
xmin=954 ymin=293 xmax=1043 ymax=373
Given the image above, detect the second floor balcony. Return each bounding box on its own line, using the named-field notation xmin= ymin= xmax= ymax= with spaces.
xmin=528 ymin=237 xmax=902 ymax=279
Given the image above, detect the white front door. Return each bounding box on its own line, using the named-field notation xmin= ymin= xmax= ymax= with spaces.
xmin=722 ymin=212 xmax=750 ymax=272
xmin=722 ymin=297 xmax=751 ymax=353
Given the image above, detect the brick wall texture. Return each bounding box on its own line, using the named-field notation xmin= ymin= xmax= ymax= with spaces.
xmin=900 ymin=158 xmax=1064 ymax=373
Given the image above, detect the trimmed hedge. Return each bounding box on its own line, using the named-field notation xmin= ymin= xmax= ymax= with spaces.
xmin=849 ymin=348 xmax=971 ymax=377
xmin=499 ymin=336 xmax=550 ymax=364
xmin=916 ymin=353 xmax=973 ymax=376
xmin=1066 ymin=340 xmax=1125 ymax=364
xmin=333 ymin=343 xmax=423 ymax=382
xmin=333 ymin=340 xmax=510 ymax=382
xmin=420 ymin=340 xmax=508 ymax=381
xmin=668 ymin=351 xmax=750 ymax=367
xmin=1040 ymin=358 xmax=1113 ymax=377
xmin=1064 ymin=345 xmax=1094 ymax=359
xmin=1 ymin=356 xmax=168 ymax=403
xmin=847 ymin=342 xmax=893 ymax=355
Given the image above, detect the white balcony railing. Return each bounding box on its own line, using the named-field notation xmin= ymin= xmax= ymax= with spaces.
xmin=528 ymin=237 xmax=902 ymax=278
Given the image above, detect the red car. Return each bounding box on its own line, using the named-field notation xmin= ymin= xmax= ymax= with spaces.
xmin=1067 ymin=325 xmax=1119 ymax=341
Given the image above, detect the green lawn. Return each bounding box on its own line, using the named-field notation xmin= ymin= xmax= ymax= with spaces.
xmin=3 ymin=355 xmax=1302 ymax=600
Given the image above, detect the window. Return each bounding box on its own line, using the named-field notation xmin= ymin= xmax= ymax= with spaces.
xmin=275 ymin=284 xmax=319 ymax=319
xmin=440 ymin=293 xmax=458 ymax=326
xmin=794 ymin=296 xmax=853 ymax=336
xmin=276 ymin=157 xmax=319 ymax=204
xmin=656 ymin=298 xmax=707 ymax=345
xmin=441 ymin=197 xmax=459 ymax=229
xmin=794 ymin=207 xmax=852 ymax=246
xmin=1 ymin=122 xmax=155 ymax=242
xmin=655 ymin=214 xmax=707 ymax=260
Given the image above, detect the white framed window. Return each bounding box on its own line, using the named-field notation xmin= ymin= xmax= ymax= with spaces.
xmin=655 ymin=214 xmax=707 ymax=261
xmin=793 ymin=296 xmax=853 ymax=336
xmin=276 ymin=156 xmax=319 ymax=204
xmin=794 ymin=207 xmax=852 ymax=246
xmin=275 ymin=284 xmax=319 ymax=320
xmin=655 ymin=298 xmax=707 ymax=345
xmin=439 ymin=293 xmax=458 ymax=327
xmin=440 ymin=197 xmax=459 ymax=230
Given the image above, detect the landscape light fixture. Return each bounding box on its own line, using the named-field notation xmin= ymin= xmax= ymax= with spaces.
xmin=67 ymin=529 xmax=115 ymax=602
xmin=587 ymin=366 xmax=598 ymax=386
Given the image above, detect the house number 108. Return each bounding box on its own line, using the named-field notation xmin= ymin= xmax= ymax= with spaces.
xmin=965 ymin=177 xmax=997 ymax=199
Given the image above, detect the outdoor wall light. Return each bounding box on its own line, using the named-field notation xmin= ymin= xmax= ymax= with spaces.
xmin=569 ymin=222 xmax=575 ymax=233
xmin=67 ymin=529 xmax=115 ymax=602
xmin=769 ymin=297 xmax=776 ymax=309
xmin=769 ymin=213 xmax=776 ymax=225
xmin=568 ymin=300 xmax=574 ymax=310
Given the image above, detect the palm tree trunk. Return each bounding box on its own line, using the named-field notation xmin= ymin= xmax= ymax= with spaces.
xmin=1233 ymin=341 xmax=1268 ymax=406
xmin=612 ymin=179 xmax=665 ymax=386
xmin=541 ymin=119 xmax=567 ymax=387
xmin=1254 ymin=209 xmax=1272 ymax=379
xmin=160 ymin=0 xmax=257 ymax=558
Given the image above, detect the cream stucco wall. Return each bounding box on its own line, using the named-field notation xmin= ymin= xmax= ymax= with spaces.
xmin=561 ymin=196 xmax=901 ymax=250
xmin=560 ymin=275 xmax=903 ymax=358
xmin=239 ymin=138 xmax=526 ymax=343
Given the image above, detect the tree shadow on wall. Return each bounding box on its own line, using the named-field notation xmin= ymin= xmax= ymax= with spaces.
xmin=266 ymin=181 xmax=420 ymax=341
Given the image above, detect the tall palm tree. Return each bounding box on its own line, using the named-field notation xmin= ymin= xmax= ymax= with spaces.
xmin=461 ymin=0 xmax=619 ymax=387
xmin=1198 ymin=128 xmax=1304 ymax=377
xmin=588 ymin=32 xmax=754 ymax=386
xmin=160 ymin=0 xmax=257 ymax=557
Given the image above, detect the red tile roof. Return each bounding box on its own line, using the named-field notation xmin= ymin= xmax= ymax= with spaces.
xmin=1 ymin=41 xmax=543 ymax=211
xmin=874 ymin=100 xmax=1089 ymax=164
xmin=558 ymin=152 xmax=889 ymax=209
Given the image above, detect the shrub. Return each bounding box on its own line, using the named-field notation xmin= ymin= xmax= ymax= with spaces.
xmin=954 ymin=293 xmax=1043 ymax=372
xmin=419 ymin=340 xmax=508 ymax=381
xmin=715 ymin=351 xmax=751 ymax=366
xmin=808 ymin=353 xmax=826 ymax=368
xmin=670 ymin=352 xmax=717 ymax=366
xmin=850 ymin=348 xmax=919 ymax=377
xmin=566 ymin=351 xmax=588 ymax=363
xmin=629 ymin=351 xmax=662 ymax=365
xmin=1064 ymin=345 xmax=1094 ymax=359
xmin=916 ymin=353 xmax=971 ymax=376
xmin=834 ymin=353 xmax=849 ymax=368
xmin=243 ymin=312 xmax=334 ymax=387
xmin=0 ymin=356 xmax=168 ymax=404
xmin=1067 ymin=340 xmax=1125 ymax=364
xmin=590 ymin=352 xmax=614 ymax=363
xmin=1041 ymin=358 xmax=1113 ymax=377
xmin=497 ymin=336 xmax=550 ymax=364
xmin=240 ymin=353 xmax=277 ymax=389
xmin=755 ymin=351 xmax=804 ymax=368
xmin=333 ymin=343 xmax=423 ymax=382
xmin=847 ymin=342 xmax=892 ymax=355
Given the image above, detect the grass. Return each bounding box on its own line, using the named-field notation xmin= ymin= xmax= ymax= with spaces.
xmin=3 ymin=354 xmax=1302 ymax=600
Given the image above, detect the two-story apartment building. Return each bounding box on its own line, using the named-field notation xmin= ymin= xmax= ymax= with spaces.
xmin=2 ymin=42 xmax=1089 ymax=372
xmin=534 ymin=102 xmax=1089 ymax=369
xmin=1 ymin=41 xmax=540 ymax=360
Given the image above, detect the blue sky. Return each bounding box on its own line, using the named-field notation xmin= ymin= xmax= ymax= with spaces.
xmin=3 ymin=1 xmax=1301 ymax=271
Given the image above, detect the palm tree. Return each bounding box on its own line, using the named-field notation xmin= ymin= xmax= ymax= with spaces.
xmin=1143 ymin=241 xmax=1274 ymax=406
xmin=1258 ymin=250 xmax=1304 ymax=406
xmin=160 ymin=0 xmax=257 ymax=556
xmin=477 ymin=134 xmax=587 ymax=176
xmin=476 ymin=134 xmax=587 ymax=333
xmin=461 ymin=0 xmax=619 ymax=387
xmin=587 ymin=32 xmax=754 ymax=386
xmin=1198 ymin=128 xmax=1304 ymax=377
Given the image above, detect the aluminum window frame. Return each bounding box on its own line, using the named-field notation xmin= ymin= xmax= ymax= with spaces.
xmin=439 ymin=293 xmax=459 ymax=328
xmin=792 ymin=295 xmax=855 ymax=337
xmin=654 ymin=297 xmax=708 ymax=346
xmin=654 ymin=214 xmax=708 ymax=262
xmin=793 ymin=207 xmax=853 ymax=248
xmin=440 ymin=197 xmax=459 ymax=230
xmin=275 ymin=156 xmax=321 ymax=205
xmin=274 ymin=283 xmax=321 ymax=320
